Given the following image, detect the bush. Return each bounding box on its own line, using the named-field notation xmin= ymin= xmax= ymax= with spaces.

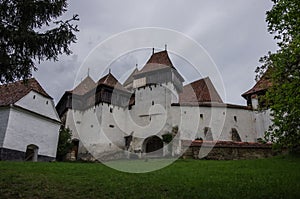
xmin=162 ymin=133 xmax=173 ymax=144
xmin=56 ymin=127 xmax=73 ymax=161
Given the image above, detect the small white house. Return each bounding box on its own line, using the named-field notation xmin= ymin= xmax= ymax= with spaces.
xmin=0 ymin=78 xmax=61 ymax=161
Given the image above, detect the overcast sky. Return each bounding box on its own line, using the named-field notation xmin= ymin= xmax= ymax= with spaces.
xmin=33 ymin=0 xmax=278 ymax=105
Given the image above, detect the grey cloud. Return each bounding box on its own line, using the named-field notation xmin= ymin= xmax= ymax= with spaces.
xmin=34 ymin=0 xmax=278 ymax=106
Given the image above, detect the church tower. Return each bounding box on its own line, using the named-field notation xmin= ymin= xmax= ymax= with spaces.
xmin=133 ymin=49 xmax=184 ymax=104
xmin=128 ymin=49 xmax=184 ymax=144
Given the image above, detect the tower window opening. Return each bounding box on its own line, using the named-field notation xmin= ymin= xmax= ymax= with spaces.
xmin=234 ymin=116 xmax=237 ymax=122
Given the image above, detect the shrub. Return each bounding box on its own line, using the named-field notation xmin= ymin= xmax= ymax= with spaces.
xmin=56 ymin=127 xmax=73 ymax=161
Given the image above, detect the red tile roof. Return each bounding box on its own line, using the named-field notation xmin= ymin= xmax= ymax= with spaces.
xmin=135 ymin=50 xmax=176 ymax=75
xmin=242 ymin=73 xmax=272 ymax=99
xmin=68 ymin=76 xmax=96 ymax=95
xmin=242 ymin=76 xmax=272 ymax=99
xmin=0 ymin=78 xmax=51 ymax=106
xmin=179 ymin=77 xmax=223 ymax=104
xmin=98 ymin=72 xmax=129 ymax=92
xmin=146 ymin=50 xmax=174 ymax=66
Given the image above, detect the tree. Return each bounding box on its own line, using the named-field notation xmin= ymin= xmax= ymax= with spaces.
xmin=0 ymin=0 xmax=79 ymax=83
xmin=56 ymin=127 xmax=73 ymax=161
xmin=256 ymin=0 xmax=300 ymax=151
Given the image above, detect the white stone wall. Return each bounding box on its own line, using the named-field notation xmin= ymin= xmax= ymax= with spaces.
xmin=65 ymin=109 xmax=81 ymax=140
xmin=171 ymin=105 xmax=256 ymax=142
xmin=66 ymin=103 xmax=129 ymax=156
xmin=63 ymin=81 xmax=271 ymax=158
xmin=79 ymin=104 xmax=126 ymax=153
xmin=0 ymin=107 xmax=10 ymax=147
xmin=15 ymin=91 xmax=60 ymax=121
xmin=3 ymin=107 xmax=60 ymax=157
xmin=66 ymin=83 xmax=177 ymax=156
xmin=253 ymin=109 xmax=272 ymax=139
xmin=126 ymin=83 xmax=176 ymax=148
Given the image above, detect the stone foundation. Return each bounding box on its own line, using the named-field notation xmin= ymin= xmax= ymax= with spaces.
xmin=0 ymin=147 xmax=25 ymax=161
xmin=181 ymin=141 xmax=282 ymax=160
xmin=0 ymin=147 xmax=55 ymax=162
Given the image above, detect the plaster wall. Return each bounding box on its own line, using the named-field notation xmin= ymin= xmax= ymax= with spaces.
xmin=171 ymin=106 xmax=256 ymax=142
xmin=3 ymin=107 xmax=60 ymax=157
xmin=63 ymin=82 xmax=269 ymax=158
xmin=253 ymin=109 xmax=272 ymax=139
xmin=15 ymin=91 xmax=60 ymax=121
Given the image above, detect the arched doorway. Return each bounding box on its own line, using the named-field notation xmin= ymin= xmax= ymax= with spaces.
xmin=143 ymin=136 xmax=163 ymax=156
xmin=70 ymin=139 xmax=79 ymax=160
xmin=25 ymin=144 xmax=39 ymax=162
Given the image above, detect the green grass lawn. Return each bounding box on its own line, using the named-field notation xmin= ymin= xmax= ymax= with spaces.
xmin=0 ymin=155 xmax=300 ymax=199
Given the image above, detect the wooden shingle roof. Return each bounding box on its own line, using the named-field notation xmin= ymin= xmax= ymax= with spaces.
xmin=68 ymin=76 xmax=96 ymax=95
xmin=98 ymin=72 xmax=129 ymax=92
xmin=0 ymin=78 xmax=51 ymax=106
xmin=123 ymin=68 xmax=139 ymax=87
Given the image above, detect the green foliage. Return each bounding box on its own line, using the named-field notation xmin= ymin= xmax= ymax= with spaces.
xmin=56 ymin=126 xmax=73 ymax=161
xmin=256 ymin=138 xmax=267 ymax=144
xmin=0 ymin=156 xmax=300 ymax=198
xmin=265 ymin=0 xmax=300 ymax=47
xmin=162 ymin=126 xmax=179 ymax=143
xmin=256 ymin=0 xmax=300 ymax=152
xmin=162 ymin=133 xmax=173 ymax=144
xmin=0 ymin=0 xmax=79 ymax=83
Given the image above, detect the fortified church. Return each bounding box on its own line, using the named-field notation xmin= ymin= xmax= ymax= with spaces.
xmin=56 ymin=50 xmax=272 ymax=160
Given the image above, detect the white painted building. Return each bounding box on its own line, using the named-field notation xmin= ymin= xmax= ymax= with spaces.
xmin=0 ymin=78 xmax=61 ymax=161
xmin=56 ymin=50 xmax=271 ymax=160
